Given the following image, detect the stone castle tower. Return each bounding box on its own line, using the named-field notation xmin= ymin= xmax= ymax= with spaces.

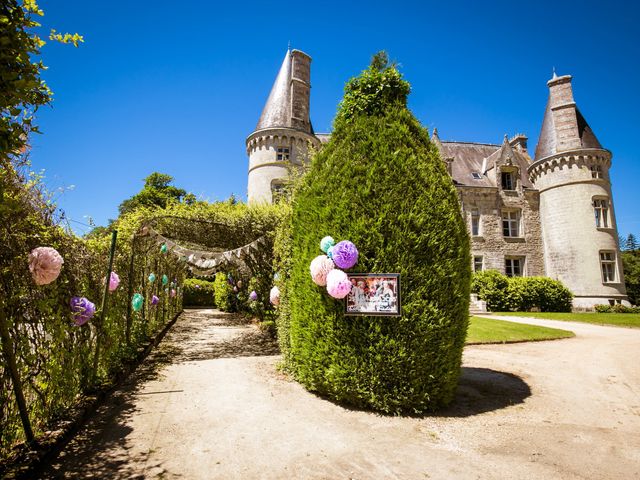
xmin=528 ymin=74 xmax=628 ymax=307
xmin=246 ymin=49 xmax=320 ymax=204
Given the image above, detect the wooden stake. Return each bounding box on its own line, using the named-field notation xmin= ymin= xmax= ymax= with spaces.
xmin=92 ymin=230 xmax=117 ymax=384
xmin=0 ymin=306 xmax=35 ymax=445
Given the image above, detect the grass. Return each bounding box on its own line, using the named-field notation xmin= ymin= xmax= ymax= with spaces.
xmin=466 ymin=316 xmax=574 ymax=344
xmin=495 ymin=312 xmax=640 ymax=328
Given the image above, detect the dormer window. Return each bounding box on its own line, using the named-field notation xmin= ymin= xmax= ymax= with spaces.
xmin=501 ymin=171 xmax=516 ymax=190
xmin=591 ymin=165 xmax=603 ymax=179
xmin=471 ymin=172 xmax=482 ymax=180
xmin=276 ymin=147 xmax=290 ymax=161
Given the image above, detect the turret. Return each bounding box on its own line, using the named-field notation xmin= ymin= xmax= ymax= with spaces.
xmin=246 ymin=49 xmax=320 ymax=204
xmin=528 ymin=74 xmax=628 ymax=308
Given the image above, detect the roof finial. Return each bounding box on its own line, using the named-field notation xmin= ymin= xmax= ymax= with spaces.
xmin=552 ymin=66 xmax=558 ymax=79
xmin=287 ymin=41 xmax=291 ymax=52
xmin=503 ymin=133 xmax=509 ymax=144
xmin=432 ymin=127 xmax=439 ymax=139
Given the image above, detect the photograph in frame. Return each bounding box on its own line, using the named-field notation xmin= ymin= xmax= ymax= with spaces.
xmin=345 ymin=273 xmax=401 ymax=316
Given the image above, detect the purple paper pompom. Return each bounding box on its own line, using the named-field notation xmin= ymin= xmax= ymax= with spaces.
xmin=108 ymin=272 xmax=120 ymax=292
xmin=326 ymin=269 xmax=352 ymax=299
xmin=151 ymin=295 xmax=160 ymax=306
xmin=70 ymin=296 xmax=95 ymax=326
xmin=331 ymin=241 xmax=359 ymax=269
xmin=249 ymin=290 xmax=258 ymax=301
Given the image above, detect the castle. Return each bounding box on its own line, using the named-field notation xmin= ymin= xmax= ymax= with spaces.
xmin=246 ymin=49 xmax=629 ymax=309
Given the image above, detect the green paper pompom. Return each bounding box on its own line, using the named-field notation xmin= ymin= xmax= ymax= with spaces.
xmin=320 ymin=236 xmax=335 ymax=253
xmin=160 ymin=244 xmax=168 ymax=254
xmin=148 ymin=273 xmax=156 ymax=283
xmin=162 ymin=274 xmax=168 ymax=286
xmin=132 ymin=293 xmax=144 ymax=312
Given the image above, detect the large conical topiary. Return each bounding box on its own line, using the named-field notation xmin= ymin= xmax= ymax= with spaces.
xmin=287 ymin=53 xmax=471 ymax=414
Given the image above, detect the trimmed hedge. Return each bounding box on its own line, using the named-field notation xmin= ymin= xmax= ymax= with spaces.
xmin=595 ymin=304 xmax=640 ymax=313
xmin=285 ymin=59 xmax=470 ymax=414
xmin=183 ymin=278 xmax=215 ymax=307
xmin=472 ymin=270 xmax=573 ymax=312
xmin=213 ymin=272 xmax=234 ymax=312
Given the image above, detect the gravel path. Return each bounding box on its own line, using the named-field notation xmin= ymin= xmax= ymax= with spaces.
xmin=40 ymin=309 xmax=640 ymax=479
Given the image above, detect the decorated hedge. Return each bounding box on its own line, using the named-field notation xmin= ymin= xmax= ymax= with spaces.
xmin=284 ymin=56 xmax=471 ymax=414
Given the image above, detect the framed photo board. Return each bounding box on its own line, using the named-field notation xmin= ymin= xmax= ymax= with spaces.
xmin=345 ymin=273 xmax=401 ymax=316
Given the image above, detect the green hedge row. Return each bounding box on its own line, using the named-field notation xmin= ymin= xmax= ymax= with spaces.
xmin=595 ymin=304 xmax=640 ymax=313
xmin=471 ymin=270 xmax=573 ymax=312
xmin=183 ymin=278 xmax=215 ymax=307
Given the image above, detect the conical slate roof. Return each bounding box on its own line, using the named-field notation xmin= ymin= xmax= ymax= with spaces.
xmin=534 ymin=87 xmax=603 ymax=161
xmin=256 ymin=51 xmax=292 ymax=131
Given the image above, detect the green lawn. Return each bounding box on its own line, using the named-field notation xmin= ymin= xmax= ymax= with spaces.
xmin=466 ymin=316 xmax=574 ymax=344
xmin=495 ymin=312 xmax=640 ymax=328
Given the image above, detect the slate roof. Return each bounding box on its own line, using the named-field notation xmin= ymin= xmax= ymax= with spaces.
xmin=255 ymin=50 xmax=314 ymax=134
xmin=534 ymin=99 xmax=603 ymax=161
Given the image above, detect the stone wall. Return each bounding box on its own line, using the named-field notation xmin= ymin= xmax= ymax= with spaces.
xmin=460 ymin=186 xmax=545 ymax=276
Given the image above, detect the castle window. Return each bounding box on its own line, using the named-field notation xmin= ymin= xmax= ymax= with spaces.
xmin=473 ymin=256 xmax=483 ymax=272
xmin=600 ymin=251 xmax=617 ymax=283
xmin=471 ymin=210 xmax=481 ymax=236
xmin=271 ymin=181 xmax=286 ymax=202
xmin=502 ymin=210 xmax=521 ymax=237
xmin=505 ymin=257 xmax=524 ymax=277
xmin=591 ymin=165 xmax=603 ymax=179
xmin=501 ymin=171 xmax=516 ymax=190
xmin=471 ymin=172 xmax=482 ymax=180
xmin=276 ymin=147 xmax=290 ymax=161
xmin=593 ymin=198 xmax=610 ymax=228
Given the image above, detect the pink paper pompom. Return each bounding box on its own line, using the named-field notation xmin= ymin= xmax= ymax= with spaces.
xmin=170 ymin=288 xmax=176 ymax=298
xmin=310 ymin=255 xmax=335 ymax=286
xmin=108 ymin=272 xmax=120 ymax=292
xmin=29 ymin=247 xmax=64 ymax=285
xmin=326 ymin=269 xmax=352 ymax=299
xmin=270 ymin=286 xmax=280 ymax=306
xmin=331 ymin=240 xmax=359 ymax=269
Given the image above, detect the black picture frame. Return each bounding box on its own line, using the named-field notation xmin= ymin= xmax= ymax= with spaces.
xmin=344 ymin=273 xmax=401 ymax=316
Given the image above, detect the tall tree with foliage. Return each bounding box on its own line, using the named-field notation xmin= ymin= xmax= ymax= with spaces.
xmin=118 ymin=172 xmax=193 ymax=214
xmin=285 ymin=53 xmax=470 ymax=413
xmin=1 ymin=0 xmax=82 ymax=160
xmin=621 ymin=234 xmax=639 ymax=305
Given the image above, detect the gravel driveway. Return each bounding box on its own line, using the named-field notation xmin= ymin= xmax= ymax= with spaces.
xmin=40 ymin=309 xmax=640 ymax=479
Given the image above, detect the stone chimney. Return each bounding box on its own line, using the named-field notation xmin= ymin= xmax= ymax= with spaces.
xmin=509 ymin=133 xmax=528 ymax=152
xmin=546 ymin=74 xmax=582 ymax=152
xmin=289 ymin=50 xmax=312 ymax=132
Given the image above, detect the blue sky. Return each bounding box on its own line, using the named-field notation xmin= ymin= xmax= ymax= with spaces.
xmin=33 ymin=0 xmax=640 ymax=236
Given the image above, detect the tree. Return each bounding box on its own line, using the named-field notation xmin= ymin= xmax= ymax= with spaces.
xmin=1 ymin=0 xmax=82 ymax=161
xmin=285 ymin=54 xmax=470 ymax=413
xmin=622 ymin=249 xmax=640 ymax=306
xmin=624 ymin=233 xmax=638 ymax=252
xmin=118 ymin=172 xmax=188 ymax=214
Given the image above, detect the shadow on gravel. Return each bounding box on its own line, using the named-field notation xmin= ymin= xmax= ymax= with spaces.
xmin=440 ymin=367 xmax=531 ymax=417
xmin=37 ymin=309 xmax=278 ymax=479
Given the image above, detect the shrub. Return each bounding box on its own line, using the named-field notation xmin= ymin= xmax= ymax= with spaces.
xmin=213 ymin=272 xmax=234 ymax=312
xmin=594 ymin=304 xmax=611 ymax=313
xmin=611 ymin=304 xmax=640 ymax=313
xmin=286 ymin=56 xmax=470 ymax=414
xmin=473 ymin=272 xmax=573 ymax=312
xmin=183 ymin=278 xmax=215 ymax=307
xmin=471 ymin=270 xmax=509 ymax=311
